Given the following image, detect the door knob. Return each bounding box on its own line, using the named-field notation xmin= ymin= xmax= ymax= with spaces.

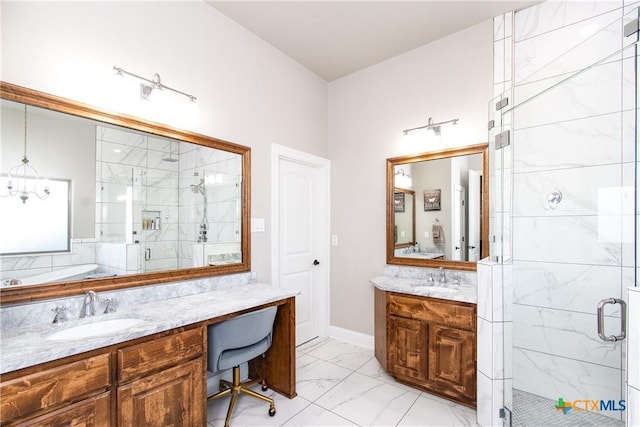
xmin=313 ymin=259 xmax=320 ymax=266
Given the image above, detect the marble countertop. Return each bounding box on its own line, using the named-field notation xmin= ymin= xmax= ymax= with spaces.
xmin=371 ymin=276 xmax=476 ymax=304
xmin=0 ymin=283 xmax=298 ymax=374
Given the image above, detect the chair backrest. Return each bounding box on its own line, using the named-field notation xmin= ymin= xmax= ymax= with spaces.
xmin=207 ymin=306 xmax=278 ymax=372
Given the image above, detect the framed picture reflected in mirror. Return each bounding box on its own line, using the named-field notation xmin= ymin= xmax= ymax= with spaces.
xmin=424 ymin=189 xmax=441 ymax=211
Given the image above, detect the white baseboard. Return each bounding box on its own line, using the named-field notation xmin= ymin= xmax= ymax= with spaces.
xmin=328 ymin=325 xmax=374 ymax=350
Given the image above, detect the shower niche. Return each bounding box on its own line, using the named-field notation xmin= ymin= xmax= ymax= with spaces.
xmin=141 ymin=210 xmax=162 ymax=231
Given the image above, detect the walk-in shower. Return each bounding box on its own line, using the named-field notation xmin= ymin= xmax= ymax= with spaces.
xmin=488 ymin=3 xmax=638 ymax=426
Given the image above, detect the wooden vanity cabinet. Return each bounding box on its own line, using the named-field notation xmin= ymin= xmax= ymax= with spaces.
xmin=376 ymin=288 xmax=476 ymax=407
xmin=1 ymin=297 xmax=296 ymax=426
xmin=0 ymin=327 xmax=205 ymax=427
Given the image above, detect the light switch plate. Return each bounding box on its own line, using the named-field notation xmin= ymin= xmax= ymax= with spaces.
xmin=251 ymin=218 xmax=265 ymax=232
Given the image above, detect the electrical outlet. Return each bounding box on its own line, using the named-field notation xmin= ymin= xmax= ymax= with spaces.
xmin=331 ymin=235 xmax=338 ymax=246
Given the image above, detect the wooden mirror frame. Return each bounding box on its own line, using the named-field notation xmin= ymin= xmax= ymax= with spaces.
xmin=386 ymin=143 xmax=489 ymax=271
xmin=0 ymin=81 xmax=251 ymax=304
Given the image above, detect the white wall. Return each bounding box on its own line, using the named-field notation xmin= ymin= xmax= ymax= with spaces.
xmin=0 ymin=1 xmax=328 ymax=283
xmin=328 ymin=21 xmax=493 ymax=335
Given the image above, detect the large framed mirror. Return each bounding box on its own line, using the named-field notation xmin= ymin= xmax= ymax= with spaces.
xmin=0 ymin=82 xmax=250 ymax=304
xmin=386 ymin=143 xmax=488 ymax=271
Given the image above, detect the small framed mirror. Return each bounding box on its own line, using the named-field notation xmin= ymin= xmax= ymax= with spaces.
xmin=393 ymin=188 xmax=415 ymax=248
xmin=386 ymin=143 xmax=488 ymax=271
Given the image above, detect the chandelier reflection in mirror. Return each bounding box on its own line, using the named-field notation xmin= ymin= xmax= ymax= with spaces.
xmin=1 ymin=105 xmax=50 ymax=203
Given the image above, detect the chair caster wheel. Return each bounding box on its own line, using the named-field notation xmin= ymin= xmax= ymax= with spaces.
xmin=262 ymin=384 xmax=268 ymax=391
xmin=269 ymin=406 xmax=276 ymax=417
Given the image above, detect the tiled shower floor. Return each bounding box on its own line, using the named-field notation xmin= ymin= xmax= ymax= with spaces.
xmin=512 ymin=389 xmax=624 ymax=427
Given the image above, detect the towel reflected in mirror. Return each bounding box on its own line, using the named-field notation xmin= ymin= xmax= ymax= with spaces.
xmin=432 ymin=224 xmax=444 ymax=246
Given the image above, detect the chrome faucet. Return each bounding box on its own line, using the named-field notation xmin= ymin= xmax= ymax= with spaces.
xmin=452 ymin=273 xmax=461 ymax=285
xmin=103 ymin=298 xmax=116 ymax=314
xmin=80 ymin=290 xmax=98 ymax=318
xmin=51 ymin=306 xmax=69 ymax=323
xmin=439 ymin=267 xmax=447 ymax=284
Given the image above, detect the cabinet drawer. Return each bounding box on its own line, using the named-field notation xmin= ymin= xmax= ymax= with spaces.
xmin=15 ymin=391 xmax=111 ymax=427
xmin=0 ymin=353 xmax=111 ymax=424
xmin=388 ymin=293 xmax=475 ymax=331
xmin=118 ymin=327 xmax=203 ymax=383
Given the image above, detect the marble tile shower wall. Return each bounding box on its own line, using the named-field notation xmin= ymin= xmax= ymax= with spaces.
xmin=504 ymin=1 xmax=637 ymax=420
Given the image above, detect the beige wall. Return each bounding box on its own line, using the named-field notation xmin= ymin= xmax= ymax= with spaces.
xmin=0 ymin=1 xmax=328 ymax=282
xmin=328 ymin=20 xmax=493 ymax=335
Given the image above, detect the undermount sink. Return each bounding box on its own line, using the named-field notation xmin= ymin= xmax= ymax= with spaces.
xmin=47 ymin=318 xmax=144 ymax=341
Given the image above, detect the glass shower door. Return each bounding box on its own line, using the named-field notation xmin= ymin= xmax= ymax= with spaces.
xmin=492 ymin=5 xmax=638 ymax=426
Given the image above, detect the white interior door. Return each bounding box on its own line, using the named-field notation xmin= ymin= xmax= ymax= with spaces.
xmin=452 ymin=185 xmax=465 ymax=261
xmin=467 ymin=169 xmax=481 ymax=262
xmin=272 ymin=145 xmax=329 ymax=346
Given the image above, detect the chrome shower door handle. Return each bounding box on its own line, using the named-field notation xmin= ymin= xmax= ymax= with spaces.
xmin=597 ymin=298 xmax=627 ymax=342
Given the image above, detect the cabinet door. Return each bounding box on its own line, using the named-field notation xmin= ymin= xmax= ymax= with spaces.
xmin=118 ymin=358 xmax=204 ymax=427
xmin=387 ymin=315 xmax=427 ymax=382
xmin=16 ymin=391 xmax=111 ymax=427
xmin=427 ymin=324 xmax=475 ymax=404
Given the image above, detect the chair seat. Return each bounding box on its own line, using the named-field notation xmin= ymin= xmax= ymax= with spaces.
xmin=217 ymin=335 xmax=271 ymax=371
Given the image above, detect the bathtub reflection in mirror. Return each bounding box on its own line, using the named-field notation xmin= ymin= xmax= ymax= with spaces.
xmin=0 ymin=94 xmax=245 ymax=291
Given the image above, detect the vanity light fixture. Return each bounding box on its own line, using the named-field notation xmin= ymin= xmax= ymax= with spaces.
xmin=402 ymin=116 xmax=459 ymax=136
xmin=394 ymin=168 xmax=412 ymax=189
xmin=113 ymin=66 xmax=197 ymax=103
xmin=1 ymin=105 xmax=50 ymax=203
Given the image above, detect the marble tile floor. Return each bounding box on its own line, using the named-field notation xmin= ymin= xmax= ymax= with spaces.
xmin=207 ymin=337 xmax=479 ymax=427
